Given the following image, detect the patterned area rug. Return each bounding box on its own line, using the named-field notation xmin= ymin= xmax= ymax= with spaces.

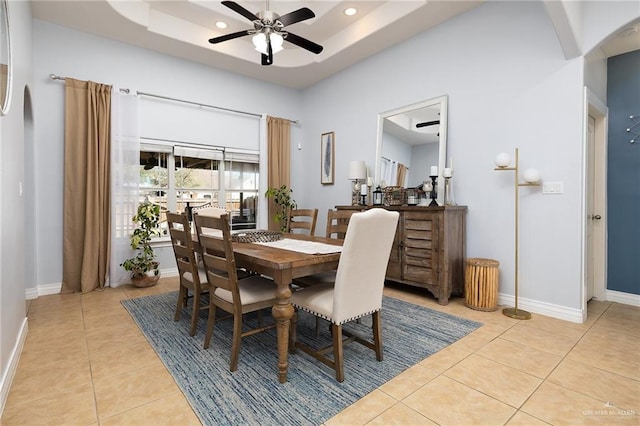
xmin=122 ymin=292 xmax=481 ymax=425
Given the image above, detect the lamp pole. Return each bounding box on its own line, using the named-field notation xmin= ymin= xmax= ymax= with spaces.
xmin=495 ymin=148 xmax=539 ymax=320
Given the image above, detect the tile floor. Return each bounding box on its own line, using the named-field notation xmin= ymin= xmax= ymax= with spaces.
xmin=2 ymin=276 xmax=639 ymax=425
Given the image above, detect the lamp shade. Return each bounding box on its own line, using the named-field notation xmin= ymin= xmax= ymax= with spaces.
xmin=252 ymin=33 xmax=267 ymax=54
xmin=495 ymin=152 xmax=511 ymax=168
xmin=252 ymin=32 xmax=284 ymax=55
xmin=270 ymin=32 xmax=284 ymax=53
xmin=523 ymin=168 xmax=541 ymax=183
xmin=348 ymin=160 xmax=367 ymax=180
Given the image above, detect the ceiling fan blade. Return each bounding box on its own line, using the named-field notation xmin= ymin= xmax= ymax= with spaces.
xmin=284 ymin=32 xmax=323 ymax=54
xmin=209 ymin=29 xmax=251 ymax=44
xmin=261 ymin=40 xmax=274 ymax=66
xmin=221 ymin=1 xmax=259 ymax=22
xmin=416 ymin=120 xmax=440 ymax=128
xmin=277 ymin=7 xmax=315 ymax=27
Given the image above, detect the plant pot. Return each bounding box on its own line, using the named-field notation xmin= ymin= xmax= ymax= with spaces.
xmin=131 ymin=269 xmax=160 ymax=288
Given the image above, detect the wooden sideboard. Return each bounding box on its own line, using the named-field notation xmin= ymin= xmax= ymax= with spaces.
xmin=336 ymin=205 xmax=467 ymax=305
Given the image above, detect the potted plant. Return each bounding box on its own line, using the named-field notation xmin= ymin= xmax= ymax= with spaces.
xmin=120 ymin=200 xmax=161 ymax=287
xmin=265 ymin=185 xmax=297 ymax=232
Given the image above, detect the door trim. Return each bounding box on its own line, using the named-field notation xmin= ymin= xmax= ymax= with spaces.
xmin=582 ymin=86 xmax=608 ymax=320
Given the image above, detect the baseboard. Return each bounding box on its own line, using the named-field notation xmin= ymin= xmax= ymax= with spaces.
xmin=160 ymin=267 xmax=178 ymax=278
xmin=24 ymin=270 xmax=179 ymax=298
xmin=0 ymin=318 xmax=28 ymax=417
xmin=498 ymin=293 xmax=584 ymax=324
xmin=25 ymin=287 xmax=38 ymax=300
xmin=38 ymin=283 xmax=63 ymax=296
xmin=25 ymin=283 xmax=61 ymax=300
xmin=606 ymin=290 xmax=640 ymax=307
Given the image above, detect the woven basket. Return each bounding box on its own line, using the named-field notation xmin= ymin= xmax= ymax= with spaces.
xmin=383 ymin=186 xmax=406 ymax=206
xmin=231 ymin=230 xmax=283 ymax=243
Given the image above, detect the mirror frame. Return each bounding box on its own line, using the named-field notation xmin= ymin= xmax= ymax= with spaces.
xmin=0 ymin=0 xmax=12 ymax=116
xmin=375 ymin=95 xmax=448 ymax=204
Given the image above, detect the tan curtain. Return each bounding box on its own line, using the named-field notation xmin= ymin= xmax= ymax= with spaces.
xmin=267 ymin=116 xmax=291 ymax=231
xmin=61 ymin=79 xmax=112 ymax=293
xmin=397 ymin=163 xmax=408 ymax=187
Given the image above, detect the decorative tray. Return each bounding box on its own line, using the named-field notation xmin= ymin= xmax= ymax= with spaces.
xmin=231 ymin=230 xmax=283 ymax=243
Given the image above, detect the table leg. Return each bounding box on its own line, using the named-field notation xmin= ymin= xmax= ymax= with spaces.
xmin=271 ymin=270 xmax=294 ymax=383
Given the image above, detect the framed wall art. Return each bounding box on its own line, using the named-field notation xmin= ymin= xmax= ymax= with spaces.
xmin=320 ymin=131 xmax=335 ymax=184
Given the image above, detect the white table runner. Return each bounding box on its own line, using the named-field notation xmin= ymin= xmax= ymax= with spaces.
xmin=256 ymin=238 xmax=343 ymax=254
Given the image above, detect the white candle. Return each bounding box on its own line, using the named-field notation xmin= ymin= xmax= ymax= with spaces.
xmin=430 ymin=166 xmax=438 ymax=176
xmin=443 ymin=168 xmax=453 ymax=178
xmin=361 ymin=183 xmax=367 ymax=195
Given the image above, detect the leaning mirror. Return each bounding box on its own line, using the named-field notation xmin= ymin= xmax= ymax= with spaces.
xmin=375 ymin=95 xmax=448 ymax=205
xmin=0 ymin=0 xmax=11 ymax=116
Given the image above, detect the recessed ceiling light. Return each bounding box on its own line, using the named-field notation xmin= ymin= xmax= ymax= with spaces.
xmin=344 ymin=7 xmax=357 ymax=16
xmin=216 ymin=21 xmax=228 ymax=29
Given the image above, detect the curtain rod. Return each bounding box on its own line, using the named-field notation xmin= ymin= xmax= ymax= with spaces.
xmin=49 ymin=73 xmax=299 ymax=125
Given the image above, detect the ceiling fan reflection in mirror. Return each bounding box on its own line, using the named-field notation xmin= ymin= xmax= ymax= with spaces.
xmin=209 ymin=0 xmax=323 ymax=66
xmin=416 ymin=120 xmax=440 ymax=128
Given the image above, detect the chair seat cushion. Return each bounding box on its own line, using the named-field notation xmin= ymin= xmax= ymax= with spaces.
xmin=291 ymin=283 xmax=335 ymax=321
xmin=293 ymin=271 xmax=336 ymax=287
xmin=183 ymin=266 xmax=208 ymax=286
xmin=214 ymin=275 xmax=277 ymax=304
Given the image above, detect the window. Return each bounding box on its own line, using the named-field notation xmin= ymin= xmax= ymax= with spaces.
xmin=139 ymin=142 xmax=259 ymax=236
xmin=224 ymin=150 xmax=260 ymax=230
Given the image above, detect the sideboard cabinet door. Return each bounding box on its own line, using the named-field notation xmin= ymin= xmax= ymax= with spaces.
xmin=335 ymin=205 xmax=467 ymax=305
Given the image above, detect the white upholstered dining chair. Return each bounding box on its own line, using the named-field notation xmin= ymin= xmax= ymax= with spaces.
xmin=293 ymin=208 xmax=356 ymax=288
xmin=290 ymin=208 xmax=399 ymax=382
xmin=194 ymin=211 xmax=277 ymax=372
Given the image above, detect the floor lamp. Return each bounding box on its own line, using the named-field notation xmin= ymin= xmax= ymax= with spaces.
xmin=494 ymin=148 xmax=541 ymax=320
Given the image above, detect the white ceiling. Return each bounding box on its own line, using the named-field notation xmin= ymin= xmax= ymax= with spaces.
xmin=30 ymin=0 xmax=484 ymax=88
xmin=30 ymin=1 xmax=640 ymax=89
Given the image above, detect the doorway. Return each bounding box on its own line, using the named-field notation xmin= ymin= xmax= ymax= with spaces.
xmin=584 ymin=87 xmax=607 ymax=313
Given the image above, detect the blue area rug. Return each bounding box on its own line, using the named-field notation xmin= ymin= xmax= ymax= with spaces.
xmin=122 ymin=291 xmax=481 ymax=425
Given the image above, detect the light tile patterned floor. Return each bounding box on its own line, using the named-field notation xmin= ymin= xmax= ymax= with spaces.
xmin=2 ymin=276 xmax=639 ymax=425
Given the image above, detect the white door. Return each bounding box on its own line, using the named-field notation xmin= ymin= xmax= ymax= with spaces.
xmin=586 ymin=113 xmax=606 ymax=302
xmin=586 ymin=116 xmax=596 ymax=301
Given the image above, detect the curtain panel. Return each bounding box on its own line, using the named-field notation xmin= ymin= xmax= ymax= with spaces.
xmin=61 ymin=79 xmax=112 ymax=293
xmin=266 ymin=116 xmax=291 ymax=231
xmin=110 ymin=90 xmax=140 ymax=287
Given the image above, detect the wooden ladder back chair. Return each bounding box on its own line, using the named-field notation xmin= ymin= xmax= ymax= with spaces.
xmin=166 ymin=212 xmax=210 ymax=337
xmin=325 ymin=209 xmax=355 ymax=239
xmin=293 ymin=209 xmax=356 ymax=289
xmin=287 ymin=208 xmax=318 ymax=236
xmin=194 ymin=212 xmax=278 ymax=372
xmin=290 ymin=208 xmax=400 ymax=382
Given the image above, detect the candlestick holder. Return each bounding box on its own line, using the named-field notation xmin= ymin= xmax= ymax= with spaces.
xmin=429 ymin=175 xmax=438 ymax=206
xmin=444 ymin=176 xmax=456 ymax=205
xmin=360 ymin=194 xmax=367 ymax=206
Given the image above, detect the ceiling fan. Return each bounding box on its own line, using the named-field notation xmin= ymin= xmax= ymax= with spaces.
xmin=209 ymin=0 xmax=323 ymax=66
xmin=415 ymin=120 xmax=440 ymax=128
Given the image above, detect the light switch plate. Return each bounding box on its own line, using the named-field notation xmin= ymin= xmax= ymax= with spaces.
xmin=542 ymin=181 xmax=563 ymax=194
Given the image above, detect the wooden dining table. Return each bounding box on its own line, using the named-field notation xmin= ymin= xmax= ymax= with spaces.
xmin=215 ymin=233 xmax=342 ymax=383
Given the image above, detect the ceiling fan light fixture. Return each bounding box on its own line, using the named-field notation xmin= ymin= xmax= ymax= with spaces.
xmin=212 ymin=1 xmax=323 ymax=64
xmin=252 ymin=31 xmax=284 ymax=54
xmin=270 ymin=32 xmax=284 ymax=53
xmin=252 ymin=32 xmax=268 ymax=54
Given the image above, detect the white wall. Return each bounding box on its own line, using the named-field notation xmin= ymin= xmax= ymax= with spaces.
xmin=299 ymin=1 xmax=587 ymax=316
xmin=0 ymin=0 xmax=32 ymax=411
xmin=31 ymin=20 xmax=303 ymax=291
